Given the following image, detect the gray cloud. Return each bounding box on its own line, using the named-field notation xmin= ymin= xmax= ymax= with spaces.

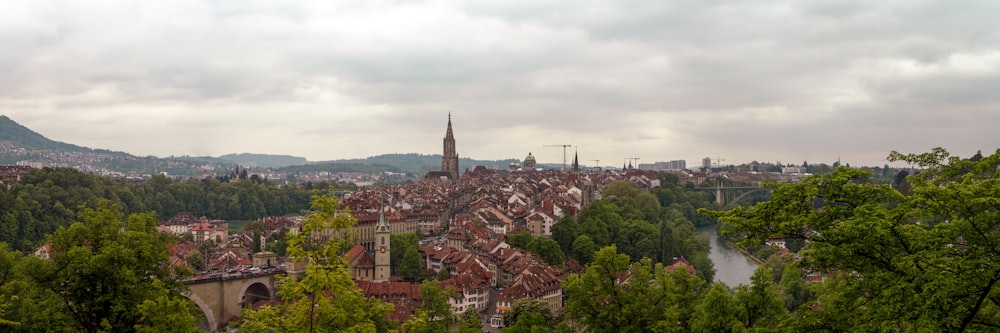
xmin=2 ymin=0 xmax=998 ymax=166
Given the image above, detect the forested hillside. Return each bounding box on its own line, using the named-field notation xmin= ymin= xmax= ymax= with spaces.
xmin=0 ymin=115 xmax=90 ymax=152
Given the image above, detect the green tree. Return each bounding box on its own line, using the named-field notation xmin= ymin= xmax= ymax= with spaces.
xmin=550 ymin=216 xmax=577 ymax=255
xmin=22 ymin=200 xmax=199 ymax=333
xmin=703 ymin=148 xmax=1000 ymax=332
xmin=0 ymin=242 xmax=23 ymax=329
xmin=400 ymin=245 xmax=424 ymax=281
xmin=506 ymin=231 xmax=533 ymax=249
xmin=563 ymin=245 xmax=668 ymax=332
xmin=690 ymin=283 xmax=744 ymax=333
xmin=457 ymin=309 xmax=482 ymax=333
xmin=602 ymin=181 xmax=660 ymax=221
xmin=502 ymin=311 xmax=552 ymax=333
xmin=238 ymin=194 xmax=393 ymax=333
xmin=436 ymin=268 xmax=452 ymax=281
xmin=391 ymin=233 xmax=423 ymax=281
xmin=570 ymin=235 xmax=598 ymax=264
xmin=778 ymin=262 xmax=811 ymax=312
xmin=416 ymin=279 xmax=457 ymax=331
xmin=734 ymin=267 xmax=787 ymax=330
xmin=653 ymin=268 xmax=707 ymax=332
xmin=527 ymin=237 xmax=565 ymax=266
xmin=503 ymin=298 xmax=554 ymax=328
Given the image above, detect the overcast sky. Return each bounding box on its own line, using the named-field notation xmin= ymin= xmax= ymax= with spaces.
xmin=3 ymin=1 xmax=998 ymax=168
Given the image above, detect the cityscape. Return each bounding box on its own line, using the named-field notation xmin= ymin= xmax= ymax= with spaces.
xmin=1 ymin=1 xmax=997 ymax=331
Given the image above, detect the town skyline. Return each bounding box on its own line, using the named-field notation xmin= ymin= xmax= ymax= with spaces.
xmin=3 ymin=1 xmax=998 ymax=167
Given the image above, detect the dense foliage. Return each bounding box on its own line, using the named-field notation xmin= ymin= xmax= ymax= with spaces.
xmin=554 ymin=181 xmax=715 ymax=281
xmin=0 ymin=167 xmax=350 ymax=251
xmin=0 ymin=201 xmax=200 ymax=332
xmin=390 ymin=233 xmax=425 ymax=281
xmin=704 ymin=148 xmax=1000 ymax=332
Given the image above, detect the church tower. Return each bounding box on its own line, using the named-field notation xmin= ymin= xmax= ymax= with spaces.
xmin=442 ymin=113 xmax=459 ymax=180
xmin=571 ymin=149 xmax=580 ymax=174
xmin=374 ymin=196 xmax=391 ymax=282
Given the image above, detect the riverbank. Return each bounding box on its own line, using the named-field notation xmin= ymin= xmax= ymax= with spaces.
xmin=719 ymin=236 xmax=765 ymax=265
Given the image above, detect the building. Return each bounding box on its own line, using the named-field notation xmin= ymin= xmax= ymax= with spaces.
xmin=374 ymin=198 xmax=392 ymax=282
xmin=523 ymin=153 xmax=536 ymax=170
xmin=442 ymin=113 xmax=460 ymax=180
xmin=424 ymin=113 xmax=460 ymax=181
xmin=346 ymin=244 xmax=376 ymax=281
xmin=702 ymin=157 xmax=713 ymax=169
xmin=191 ymin=221 xmax=228 ymax=244
xmin=639 ymin=160 xmax=687 ymax=171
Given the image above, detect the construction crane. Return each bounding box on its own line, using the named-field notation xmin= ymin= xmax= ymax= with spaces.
xmin=626 ymin=157 xmax=640 ymax=170
xmin=590 ymin=159 xmax=600 ymax=170
xmin=714 ymin=157 xmax=726 ymax=168
xmin=543 ymin=144 xmax=572 ymax=171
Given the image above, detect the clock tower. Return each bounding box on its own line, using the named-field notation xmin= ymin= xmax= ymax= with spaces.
xmin=374 ymin=196 xmax=391 ymax=282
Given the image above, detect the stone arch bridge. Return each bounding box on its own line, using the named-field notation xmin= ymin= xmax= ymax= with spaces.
xmin=184 ymin=269 xmax=284 ymax=332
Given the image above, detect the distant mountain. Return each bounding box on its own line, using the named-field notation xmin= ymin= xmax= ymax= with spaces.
xmin=217 ymin=153 xmax=308 ymax=168
xmin=0 ymin=115 xmax=92 ymax=152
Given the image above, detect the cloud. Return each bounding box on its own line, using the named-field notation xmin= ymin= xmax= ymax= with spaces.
xmin=1 ymin=0 xmax=998 ymax=166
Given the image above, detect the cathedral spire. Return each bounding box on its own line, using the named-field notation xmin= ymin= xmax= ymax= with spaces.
xmin=442 ymin=113 xmax=459 ymax=180
xmin=572 ymin=149 xmax=580 ymax=173
xmin=445 ymin=112 xmax=454 ymax=140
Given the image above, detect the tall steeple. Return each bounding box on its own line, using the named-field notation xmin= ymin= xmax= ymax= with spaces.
xmin=374 ymin=194 xmax=390 ymax=282
xmin=442 ymin=113 xmax=459 ymax=180
xmin=571 ymin=149 xmax=580 ymax=173
xmin=445 ymin=112 xmax=455 ymax=141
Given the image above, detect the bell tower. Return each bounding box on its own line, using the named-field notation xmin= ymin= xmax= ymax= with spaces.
xmin=442 ymin=113 xmax=459 ymax=180
xmin=374 ymin=196 xmax=391 ymax=282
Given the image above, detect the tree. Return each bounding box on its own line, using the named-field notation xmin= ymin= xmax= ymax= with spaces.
xmin=703 ymin=148 xmax=1000 ymax=332
xmin=400 ymin=245 xmax=424 ymax=281
xmin=0 ymin=243 xmax=23 ymax=329
xmin=778 ymin=262 xmax=811 ymax=312
xmin=457 ymin=309 xmax=482 ymax=333
xmin=506 ymin=231 xmax=533 ymax=249
xmin=527 ymin=237 xmax=565 ymax=266
xmin=551 ymin=216 xmax=577 ymax=255
xmin=502 ymin=311 xmax=552 ymax=333
xmin=563 ymin=245 xmax=668 ymax=332
xmin=391 ymin=233 xmax=423 ymax=281
xmin=503 ymin=298 xmax=554 ymax=328
xmin=734 ymin=267 xmax=787 ymax=330
xmin=570 ymin=235 xmax=598 ymax=264
xmin=653 ymin=268 xmax=707 ymax=332
xmin=690 ymin=283 xmax=744 ymax=333
xmin=22 ymin=200 xmax=199 ymax=333
xmin=238 ymin=194 xmax=393 ymax=333
xmin=436 ymin=268 xmax=451 ymax=281
xmin=416 ymin=279 xmax=457 ymax=331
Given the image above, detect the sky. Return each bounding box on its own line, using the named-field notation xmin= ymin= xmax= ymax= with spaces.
xmin=2 ymin=0 xmax=999 ymax=168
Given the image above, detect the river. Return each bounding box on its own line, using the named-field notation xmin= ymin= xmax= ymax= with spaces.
xmin=698 ymin=225 xmax=759 ymax=287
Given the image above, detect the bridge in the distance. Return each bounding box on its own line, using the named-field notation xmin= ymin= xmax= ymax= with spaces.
xmin=695 ymin=185 xmax=773 ymax=207
xmin=183 ymin=268 xmax=284 ymax=332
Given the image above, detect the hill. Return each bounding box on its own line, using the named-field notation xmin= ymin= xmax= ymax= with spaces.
xmin=217 ymin=153 xmax=308 ymax=168
xmin=0 ymin=115 xmax=92 ymax=152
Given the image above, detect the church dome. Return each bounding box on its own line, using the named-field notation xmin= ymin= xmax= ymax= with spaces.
xmin=524 ymin=152 xmax=536 ymax=169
